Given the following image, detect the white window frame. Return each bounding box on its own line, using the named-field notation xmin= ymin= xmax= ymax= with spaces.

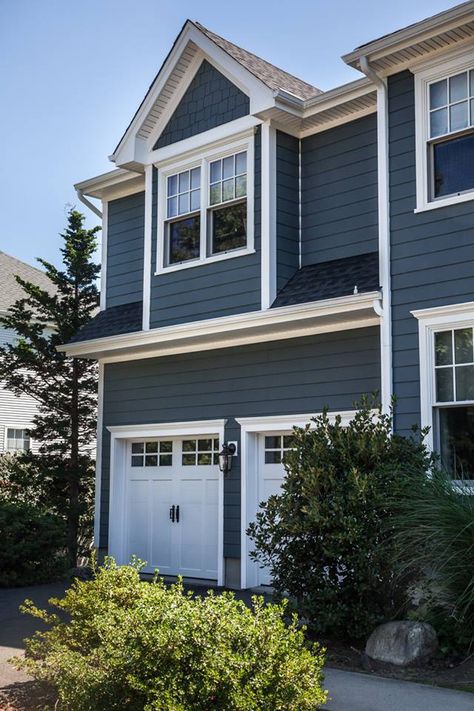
xmin=414 ymin=49 xmax=474 ymax=213
xmin=155 ymin=134 xmax=255 ymax=275
xmin=4 ymin=426 xmax=31 ymax=453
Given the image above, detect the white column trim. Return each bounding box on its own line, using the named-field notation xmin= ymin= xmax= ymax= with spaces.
xmin=99 ymin=201 xmax=108 ymax=311
xmin=142 ymin=165 xmax=153 ymax=331
xmin=93 ymin=361 xmax=105 ymax=547
xmin=260 ymin=122 xmax=277 ymax=310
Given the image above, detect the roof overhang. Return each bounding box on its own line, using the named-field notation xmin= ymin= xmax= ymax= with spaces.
xmin=75 ymin=169 xmax=144 ymax=202
xmin=58 ymin=291 xmax=381 ymax=363
xmin=343 ymin=1 xmax=474 ymax=76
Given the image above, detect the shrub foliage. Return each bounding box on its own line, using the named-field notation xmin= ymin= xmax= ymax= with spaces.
xmin=247 ymin=402 xmax=432 ymax=639
xmin=15 ymin=558 xmax=327 ymax=711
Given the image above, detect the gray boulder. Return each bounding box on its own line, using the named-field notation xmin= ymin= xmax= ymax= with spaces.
xmin=365 ymin=621 xmax=438 ymax=666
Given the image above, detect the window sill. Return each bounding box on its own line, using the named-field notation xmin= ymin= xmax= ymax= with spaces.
xmin=154 ymin=247 xmax=256 ymax=276
xmin=414 ymin=190 xmax=474 ymax=213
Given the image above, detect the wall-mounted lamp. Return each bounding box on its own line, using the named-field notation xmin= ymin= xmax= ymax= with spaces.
xmin=218 ymin=442 xmax=236 ymax=477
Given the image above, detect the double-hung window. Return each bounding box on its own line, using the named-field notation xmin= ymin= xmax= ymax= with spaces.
xmin=415 ymin=57 xmax=474 ymax=211
xmin=6 ymin=428 xmax=31 ymax=452
xmin=157 ymin=136 xmax=254 ymax=272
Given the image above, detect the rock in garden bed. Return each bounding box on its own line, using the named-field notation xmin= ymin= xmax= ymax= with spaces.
xmin=365 ymin=621 xmax=438 ymax=667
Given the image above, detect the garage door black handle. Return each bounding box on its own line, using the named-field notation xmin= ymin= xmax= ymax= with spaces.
xmin=176 ymin=505 xmax=180 ymax=523
xmin=169 ymin=505 xmax=175 ymax=522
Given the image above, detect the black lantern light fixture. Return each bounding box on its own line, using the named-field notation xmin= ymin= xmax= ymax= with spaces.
xmin=218 ymin=442 xmax=236 ymax=477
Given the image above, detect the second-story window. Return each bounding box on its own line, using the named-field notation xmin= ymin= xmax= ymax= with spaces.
xmin=165 ymin=167 xmax=201 ymax=265
xmin=208 ymin=151 xmax=247 ymax=254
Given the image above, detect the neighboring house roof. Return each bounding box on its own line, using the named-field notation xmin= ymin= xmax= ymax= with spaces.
xmin=70 ymin=301 xmax=143 ymax=343
xmin=0 ymin=251 xmax=53 ymax=315
xmin=193 ymin=22 xmax=322 ymax=100
xmin=272 ymin=252 xmax=380 ymax=309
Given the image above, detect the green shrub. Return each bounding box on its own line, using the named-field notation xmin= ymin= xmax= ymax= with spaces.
xmin=392 ymin=469 xmax=474 ymax=652
xmin=14 ymin=558 xmax=327 ymax=711
xmin=0 ymin=501 xmax=68 ymax=586
xmin=247 ymin=401 xmax=432 ymax=639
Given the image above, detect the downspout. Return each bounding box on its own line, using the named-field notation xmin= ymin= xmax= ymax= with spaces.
xmin=360 ymin=56 xmax=393 ymax=417
xmin=76 ymin=189 xmax=103 ymax=219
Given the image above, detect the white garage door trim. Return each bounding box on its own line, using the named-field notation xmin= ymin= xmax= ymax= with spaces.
xmin=107 ymin=419 xmax=226 ymax=585
xmin=237 ymin=410 xmax=358 ymax=589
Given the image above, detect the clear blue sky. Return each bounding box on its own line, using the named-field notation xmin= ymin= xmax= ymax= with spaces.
xmin=0 ymin=0 xmax=459 ymax=269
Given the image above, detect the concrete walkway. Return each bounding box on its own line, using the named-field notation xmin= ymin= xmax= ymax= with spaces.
xmin=0 ymin=582 xmax=473 ymax=710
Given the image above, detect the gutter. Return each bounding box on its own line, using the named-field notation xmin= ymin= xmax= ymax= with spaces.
xmin=76 ymin=188 xmax=102 ymax=219
xmin=359 ymin=56 xmax=392 ymax=416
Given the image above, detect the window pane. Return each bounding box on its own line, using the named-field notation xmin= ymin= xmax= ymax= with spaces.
xmin=433 ymin=133 xmax=474 ymax=198
xmin=235 ymin=175 xmax=247 ymax=198
xmin=190 ymin=189 xmax=200 ymax=212
xmin=455 ymin=328 xmax=473 ymax=364
xmin=439 ymin=406 xmax=474 ymax=479
xmin=160 ymin=454 xmax=172 ymax=466
xmin=265 ymin=436 xmax=281 ymax=449
xmin=471 ymin=70 xmax=474 ymax=97
xmin=222 ymin=178 xmax=234 ymax=202
xmin=178 ymin=193 xmax=189 ymax=215
xmin=146 ymin=442 xmax=158 ymax=453
xmin=145 ymin=455 xmax=158 ymax=466
xmin=198 ymin=439 xmax=212 ymax=451
xmin=182 ymin=453 xmax=196 ymax=465
xmin=223 ymin=156 xmax=234 ymax=179
xmin=210 ymin=160 xmax=221 ymax=183
xmin=168 ymin=216 xmax=200 ymax=265
xmin=436 ymin=368 xmax=454 ymax=402
xmin=265 ymin=451 xmax=282 ymax=464
xmin=435 ymin=331 xmax=453 ymax=365
xmin=190 ymin=167 xmax=200 ymax=189
xmin=198 ymin=453 xmax=212 ymax=465
xmin=210 ymin=183 xmax=221 ymax=206
xmin=211 ymin=203 xmax=247 ymax=254
xmin=449 ymin=72 xmax=467 ymax=103
xmin=456 ymin=365 xmax=474 ymax=400
xmin=167 ymin=174 xmax=178 ymax=196
xmin=182 ymin=440 xmax=196 ymax=452
xmin=179 ymin=171 xmax=189 ymax=193
xmin=131 ymin=455 xmax=143 ymax=467
xmin=167 ymin=197 xmax=177 ymax=218
xmin=132 ymin=442 xmax=144 ymax=454
xmin=235 ymin=151 xmax=247 ymax=175
xmin=160 ymin=441 xmax=172 ymax=453
xmin=430 ymin=79 xmax=447 ymax=109
xmin=450 ymin=101 xmax=469 ymax=133
xmin=283 ymin=435 xmax=294 ymax=448
xmin=430 ymin=107 xmax=448 ymax=137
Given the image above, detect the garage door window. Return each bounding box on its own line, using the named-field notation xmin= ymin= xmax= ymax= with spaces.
xmin=131 ymin=441 xmax=173 ymax=467
xmin=264 ymin=435 xmax=294 ymax=464
xmin=182 ymin=438 xmax=220 ymax=465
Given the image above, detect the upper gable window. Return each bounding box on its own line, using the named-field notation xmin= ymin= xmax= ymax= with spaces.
xmin=156 ymin=135 xmax=254 ymax=274
xmin=415 ymin=57 xmax=474 ymax=212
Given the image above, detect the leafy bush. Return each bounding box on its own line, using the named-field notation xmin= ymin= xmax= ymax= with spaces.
xmin=247 ymin=402 xmax=433 ymax=639
xmin=392 ymin=469 xmax=474 ymax=652
xmin=15 ymin=558 xmax=327 ymax=711
xmin=0 ymin=501 xmax=67 ymax=586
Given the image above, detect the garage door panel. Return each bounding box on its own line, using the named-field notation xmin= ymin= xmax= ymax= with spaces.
xmin=149 ymin=479 xmax=174 ymax=573
xmin=127 ymin=479 xmax=150 ymax=565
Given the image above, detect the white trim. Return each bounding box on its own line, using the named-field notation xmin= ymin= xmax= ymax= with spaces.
xmin=107 ymin=418 xmax=226 ymax=585
xmin=237 ymin=409 xmax=359 ymax=589
xmin=58 ymin=291 xmax=381 ymax=362
xmin=100 ymin=202 xmax=108 ymax=311
xmin=75 ymin=169 xmax=144 ymax=201
xmin=142 ymin=166 xmax=153 ymax=330
xmin=414 ymin=49 xmax=474 ymax=213
xmin=93 ymin=361 xmax=104 ymax=547
xmin=412 ymin=300 xmax=474 ymax=450
xmin=155 ymin=133 xmax=255 ymax=275
xmin=260 ymin=122 xmax=276 ymax=310
xmin=298 ymin=138 xmax=302 ymax=270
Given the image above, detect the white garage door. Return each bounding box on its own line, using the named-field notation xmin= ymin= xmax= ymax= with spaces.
xmin=125 ymin=436 xmax=219 ymax=580
xmin=257 ymin=432 xmax=294 ymax=586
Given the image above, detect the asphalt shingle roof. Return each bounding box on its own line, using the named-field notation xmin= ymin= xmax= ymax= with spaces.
xmin=0 ymin=251 xmax=54 ymax=314
xmin=272 ymin=252 xmax=380 ymax=308
xmin=194 ymin=22 xmax=322 ymax=100
xmin=69 ymin=301 xmax=143 ymax=343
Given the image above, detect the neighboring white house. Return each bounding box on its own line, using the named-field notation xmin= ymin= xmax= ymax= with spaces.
xmin=0 ymin=251 xmax=53 ymax=454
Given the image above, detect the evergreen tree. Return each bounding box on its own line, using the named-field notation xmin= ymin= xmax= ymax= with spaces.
xmin=0 ymin=209 xmax=100 ymax=565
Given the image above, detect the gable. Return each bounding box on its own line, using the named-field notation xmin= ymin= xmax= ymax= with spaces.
xmin=153 ymin=59 xmax=249 ymax=149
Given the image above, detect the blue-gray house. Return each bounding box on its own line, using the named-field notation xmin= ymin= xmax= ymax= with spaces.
xmin=61 ymin=3 xmax=474 ymax=588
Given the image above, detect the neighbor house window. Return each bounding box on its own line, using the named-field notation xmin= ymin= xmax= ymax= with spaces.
xmin=6 ymin=428 xmax=30 ymax=452
xmin=434 ymin=327 xmax=474 ymax=479
xmin=415 ymin=60 xmax=474 ymax=210
xmin=156 ymin=136 xmax=254 ymax=273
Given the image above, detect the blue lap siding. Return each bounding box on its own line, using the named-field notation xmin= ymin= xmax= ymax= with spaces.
xmin=276 ymin=130 xmax=300 ymax=290
xmin=388 ymin=70 xmax=474 ymax=435
xmin=106 ymin=192 xmax=145 ymax=308
xmin=99 ymin=326 xmax=381 ymax=553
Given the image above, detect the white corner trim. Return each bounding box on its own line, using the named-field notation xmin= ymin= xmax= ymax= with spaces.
xmin=107 ymin=417 xmax=226 ymax=586
xmin=100 ymin=202 xmax=108 ymax=311
xmin=93 ymin=361 xmax=105 ymax=547
xmin=260 ymin=121 xmax=276 ymax=310
xmin=142 ymin=166 xmax=153 ymax=330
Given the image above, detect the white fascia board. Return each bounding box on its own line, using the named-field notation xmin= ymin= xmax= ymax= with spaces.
xmin=75 ymin=169 xmax=144 ymax=200
xmin=107 ymin=419 xmax=227 ymax=438
xmin=58 ymin=291 xmax=381 ymax=361
xmin=301 ymin=77 xmax=375 ymax=115
xmin=342 ymin=2 xmax=474 ymax=67
xmin=236 ymin=410 xmax=362 ymax=431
